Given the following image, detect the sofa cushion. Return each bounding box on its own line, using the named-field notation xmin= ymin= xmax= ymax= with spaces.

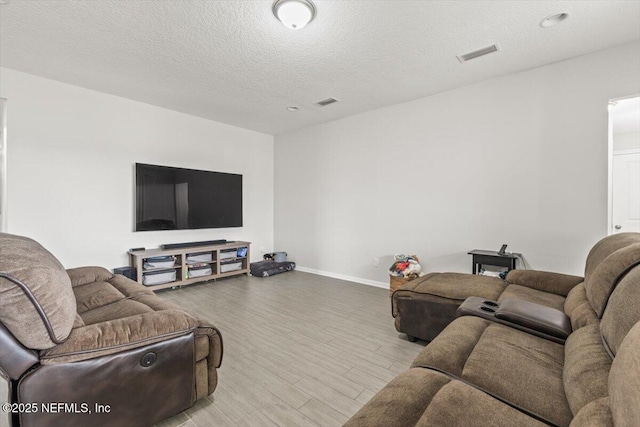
xmin=70 ymin=267 xmax=173 ymax=325
xmin=106 ymin=272 xmax=155 ymax=298
xmin=564 ymin=283 xmax=599 ymax=330
xmin=569 ymin=397 xmax=613 ymax=427
xmin=504 ymin=269 xmax=584 ymax=297
xmin=70 ymin=268 xmax=180 ymax=325
xmin=70 ymin=267 xmax=153 ymax=297
xmin=460 ymin=322 xmax=571 ymax=427
xmin=81 ymin=299 xmax=154 ymax=325
xmin=498 ymin=284 xmax=566 ymax=312
xmin=39 ymin=309 xmax=199 ymax=364
xmin=412 ymin=316 xmax=572 ymax=427
xmin=73 ymin=280 xmax=126 ymax=314
xmin=411 ymin=316 xmax=489 ymax=376
xmin=66 ymin=266 xmax=114 ymax=287
xmin=585 ymin=243 xmax=640 ymax=318
xmin=608 ymin=321 xmax=640 ymax=427
xmin=73 ymin=313 xmax=85 ymax=329
xmin=0 ymin=233 xmax=76 ymax=349
xmin=584 ymin=232 xmax=640 ymax=278
xmin=392 ymin=273 xmax=506 ymax=317
xmin=600 ymin=265 xmax=640 ymax=356
xmin=344 ymin=368 xmax=547 ymax=427
xmin=563 ymin=324 xmax=612 ymax=416
xmin=130 ymin=293 xmax=183 ymax=312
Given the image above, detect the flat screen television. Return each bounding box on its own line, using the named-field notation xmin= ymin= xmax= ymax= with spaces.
xmin=135 ymin=163 xmax=242 ymax=231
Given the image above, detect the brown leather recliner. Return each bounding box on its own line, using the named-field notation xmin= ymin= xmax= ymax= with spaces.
xmin=0 ymin=232 xmax=223 ymax=427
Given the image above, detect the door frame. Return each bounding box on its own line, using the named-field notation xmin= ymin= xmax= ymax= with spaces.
xmin=608 ymin=94 xmax=640 ymax=235
xmin=611 ymin=150 xmax=640 ymax=234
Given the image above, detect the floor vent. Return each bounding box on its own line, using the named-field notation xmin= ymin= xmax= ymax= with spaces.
xmin=457 ymin=44 xmax=499 ymax=63
xmin=316 ymin=97 xmax=340 ymax=107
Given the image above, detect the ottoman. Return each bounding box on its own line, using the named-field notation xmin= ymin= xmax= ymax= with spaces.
xmin=391 ymin=273 xmax=507 ymax=342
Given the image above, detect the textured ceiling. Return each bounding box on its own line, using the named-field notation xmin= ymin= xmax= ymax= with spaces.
xmin=1 ymin=1 xmax=639 ymax=135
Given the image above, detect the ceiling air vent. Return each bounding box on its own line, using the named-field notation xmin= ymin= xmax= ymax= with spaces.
xmin=316 ymin=97 xmax=340 ymax=107
xmin=457 ymin=44 xmax=499 ymax=63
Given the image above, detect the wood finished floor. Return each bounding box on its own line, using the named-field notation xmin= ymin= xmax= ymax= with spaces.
xmin=1 ymin=271 xmax=425 ymax=427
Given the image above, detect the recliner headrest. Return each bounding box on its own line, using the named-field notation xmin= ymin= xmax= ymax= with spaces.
xmin=0 ymin=233 xmax=76 ymax=349
xmin=585 ymin=242 xmax=640 ymax=318
xmin=585 ymin=233 xmax=640 ymax=278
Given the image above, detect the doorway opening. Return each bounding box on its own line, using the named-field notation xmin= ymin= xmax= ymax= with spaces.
xmin=608 ymin=96 xmax=640 ymax=234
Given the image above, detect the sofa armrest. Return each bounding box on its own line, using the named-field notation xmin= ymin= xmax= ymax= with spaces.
xmin=39 ymin=309 xmax=199 ymax=364
xmin=505 ymin=269 xmax=584 ymax=297
xmin=0 ymin=322 xmax=39 ymax=380
xmin=495 ymin=298 xmax=572 ymax=339
xmin=456 ymin=297 xmax=569 ymax=344
xmin=196 ymin=321 xmax=223 ymax=368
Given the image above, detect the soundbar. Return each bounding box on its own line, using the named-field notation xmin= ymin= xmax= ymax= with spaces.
xmin=162 ymin=240 xmax=227 ymax=250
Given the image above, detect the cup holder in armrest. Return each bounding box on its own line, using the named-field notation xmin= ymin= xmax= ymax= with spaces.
xmin=457 ymin=297 xmax=500 ymax=319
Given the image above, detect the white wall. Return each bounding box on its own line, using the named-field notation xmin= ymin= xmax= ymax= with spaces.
xmin=275 ymin=41 xmax=640 ymax=284
xmin=0 ymin=68 xmax=274 ymax=269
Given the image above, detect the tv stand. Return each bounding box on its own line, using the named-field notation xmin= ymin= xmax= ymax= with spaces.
xmin=128 ymin=241 xmax=251 ymax=291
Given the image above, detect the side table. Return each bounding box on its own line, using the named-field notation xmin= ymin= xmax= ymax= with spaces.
xmin=468 ymin=250 xmax=518 ymax=275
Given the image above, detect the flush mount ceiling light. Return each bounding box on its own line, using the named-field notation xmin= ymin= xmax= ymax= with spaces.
xmin=287 ymin=106 xmax=299 ymax=111
xmin=272 ymin=0 xmax=316 ymax=30
xmin=540 ymin=13 xmax=569 ymax=28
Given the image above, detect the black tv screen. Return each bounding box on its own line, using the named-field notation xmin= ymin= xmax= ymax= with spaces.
xmin=135 ymin=163 xmax=242 ymax=231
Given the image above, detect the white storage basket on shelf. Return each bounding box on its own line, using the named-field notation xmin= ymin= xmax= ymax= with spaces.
xmin=188 ymin=266 xmax=213 ymax=278
xmin=221 ymin=262 xmax=242 ymax=273
xmin=142 ymin=269 xmax=177 ymax=286
xmin=143 ymin=256 xmax=176 ymax=269
xmin=186 ymin=252 xmax=213 ymax=264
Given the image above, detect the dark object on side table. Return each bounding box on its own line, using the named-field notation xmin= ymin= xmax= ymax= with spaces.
xmin=250 ymin=260 xmax=296 ymax=277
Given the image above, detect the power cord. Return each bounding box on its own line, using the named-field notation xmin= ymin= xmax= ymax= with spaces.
xmin=512 ymin=252 xmax=528 ymax=270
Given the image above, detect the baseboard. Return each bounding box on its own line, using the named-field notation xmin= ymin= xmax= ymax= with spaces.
xmin=295 ymin=266 xmax=388 ymax=289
